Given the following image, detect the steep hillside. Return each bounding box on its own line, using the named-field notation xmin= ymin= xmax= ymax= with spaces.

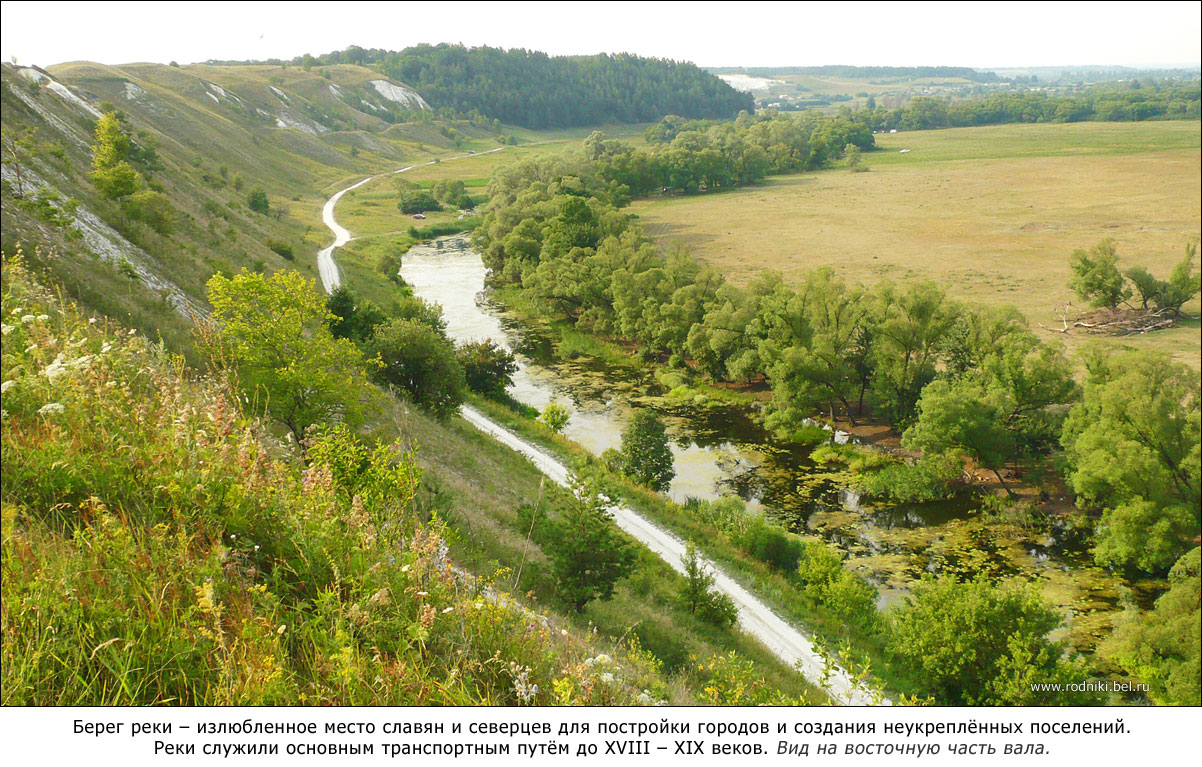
xmin=1 ymin=61 xmax=506 ymax=355
xmin=0 ymin=256 xmax=669 ymax=705
xmin=1 ymin=62 xmax=825 ymax=706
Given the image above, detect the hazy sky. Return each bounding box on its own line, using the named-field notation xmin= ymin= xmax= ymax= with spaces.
xmin=1 ymin=1 xmax=1199 ymax=70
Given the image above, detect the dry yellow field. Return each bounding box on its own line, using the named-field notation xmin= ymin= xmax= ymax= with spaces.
xmin=632 ymin=122 xmax=1201 ymax=365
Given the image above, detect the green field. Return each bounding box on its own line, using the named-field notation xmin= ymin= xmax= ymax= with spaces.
xmin=631 ymin=121 xmax=1202 ymax=366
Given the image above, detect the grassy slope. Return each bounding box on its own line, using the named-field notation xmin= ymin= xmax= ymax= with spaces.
xmin=392 ymin=402 xmax=823 ymax=701
xmin=1 ymin=61 xmax=509 ymax=360
xmin=1 ymin=258 xmax=688 ymax=705
xmin=2 ymin=62 xmax=819 ymax=704
xmin=630 ymin=121 xmax=1202 ymax=366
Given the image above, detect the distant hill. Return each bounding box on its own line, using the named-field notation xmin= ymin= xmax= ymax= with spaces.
xmin=709 ymin=65 xmax=1000 ymax=83
xmin=287 ymin=44 xmax=754 ymax=129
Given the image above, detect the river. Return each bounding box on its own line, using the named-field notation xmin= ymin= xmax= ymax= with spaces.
xmin=398 ymin=239 xmax=1153 ymax=661
xmin=316 ymin=168 xmax=886 ymax=706
xmin=315 ymin=158 xmax=1150 ymax=703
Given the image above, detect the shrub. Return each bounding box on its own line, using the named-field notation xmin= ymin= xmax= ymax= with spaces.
xmin=540 ymin=401 xmax=571 ymax=433
xmin=457 ymin=340 xmax=517 ymax=398
xmin=246 ymin=188 xmax=269 ymax=214
xmin=796 ymin=540 xmax=878 ymax=626
xmin=618 ymin=409 xmax=675 ymax=492
xmin=692 ymin=652 xmax=807 ymax=705
xmin=399 ymin=190 xmax=441 ymax=215
xmin=889 ymin=576 xmax=1099 ymax=705
xmin=202 ymin=269 xmax=373 ymax=442
xmin=326 ymin=286 xmax=386 ymax=343
xmin=736 ymin=515 xmax=802 ymax=572
xmin=265 ymin=237 xmax=294 ymax=260
xmin=535 ymin=478 xmax=636 ymax=613
xmin=366 ymin=318 xmax=465 ymax=419
xmin=1103 ymin=547 xmax=1200 ymax=706
xmin=122 ymin=190 xmax=174 ymax=234
xmin=678 ymin=543 xmax=738 ymax=628
xmin=858 ymin=452 xmax=963 ymax=503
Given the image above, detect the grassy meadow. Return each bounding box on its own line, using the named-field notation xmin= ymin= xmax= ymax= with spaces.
xmin=631 ymin=121 xmax=1202 ymax=366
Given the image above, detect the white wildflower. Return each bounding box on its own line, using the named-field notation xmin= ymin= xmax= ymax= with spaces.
xmin=20 ymin=315 xmax=35 ymax=324
xmin=43 ymin=354 xmax=68 ymax=381
xmin=441 ymin=606 xmax=454 ymax=614
xmin=100 ymin=344 xmax=112 ymax=354
xmin=37 ymin=402 xmax=65 ymax=415
xmin=1 ymin=324 xmax=12 ymax=335
xmin=36 ymin=314 xmax=48 ymax=321
xmin=127 ymin=329 xmax=137 ymax=336
xmin=1 ymin=380 xmax=13 ymax=394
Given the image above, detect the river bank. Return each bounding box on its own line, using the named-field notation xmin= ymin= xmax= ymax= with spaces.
xmin=400 ymin=239 xmax=1161 ymax=674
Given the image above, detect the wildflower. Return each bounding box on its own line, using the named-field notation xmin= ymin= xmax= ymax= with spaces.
xmin=415 ymin=591 xmax=429 ymax=597
xmin=100 ymin=344 xmax=112 ymax=354
xmin=368 ymin=588 xmax=391 ymax=607
xmin=441 ymin=606 xmax=454 ymax=614
xmin=475 ymin=601 xmax=485 ymax=609
xmin=36 ymin=314 xmax=48 ymax=321
xmin=37 ymin=403 xmax=65 ymax=416
xmin=400 ymin=564 xmax=410 ymax=573
xmin=88 ymin=317 xmax=98 ymax=325
xmin=1 ymin=381 xmax=13 ymax=393
xmin=127 ymin=329 xmax=137 ymax=335
xmin=0 ymin=324 xmax=12 ymax=335
xmin=561 ymin=629 xmax=569 ymax=636
xmin=277 ymin=624 xmax=287 ymax=634
xmin=43 ymin=354 xmax=68 ymax=381
xmin=21 ymin=315 xmax=35 ymax=324
xmin=194 ymin=582 xmax=217 ymax=612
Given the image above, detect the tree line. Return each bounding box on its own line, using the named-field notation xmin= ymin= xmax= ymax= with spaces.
xmin=473 ymin=130 xmax=1200 ymax=580
xmin=293 ymin=44 xmax=754 ymax=129
xmin=859 ymin=81 xmax=1200 ymax=130
xmin=715 ymin=65 xmax=1001 ymax=82
xmin=468 ymin=129 xmax=1199 ymax=704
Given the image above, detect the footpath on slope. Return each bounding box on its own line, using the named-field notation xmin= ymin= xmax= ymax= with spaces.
xmin=316 ymin=150 xmax=889 ymax=707
xmin=317 ymin=148 xmax=503 ymax=293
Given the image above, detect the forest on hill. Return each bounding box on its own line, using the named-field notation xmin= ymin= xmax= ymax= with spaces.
xmin=286 ymin=44 xmax=754 ymax=128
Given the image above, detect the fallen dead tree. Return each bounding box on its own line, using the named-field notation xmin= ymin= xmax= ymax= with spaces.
xmin=1041 ymin=304 xmax=1181 ymax=335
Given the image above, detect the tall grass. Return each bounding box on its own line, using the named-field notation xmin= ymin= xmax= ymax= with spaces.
xmin=1 ymin=254 xmax=664 ymax=705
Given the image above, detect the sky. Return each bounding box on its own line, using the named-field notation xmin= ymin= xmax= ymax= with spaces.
xmin=1 ymin=0 xmax=1199 ymax=71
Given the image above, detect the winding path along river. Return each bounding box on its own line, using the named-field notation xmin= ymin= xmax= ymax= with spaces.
xmin=315 ymin=156 xmax=886 ymax=706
